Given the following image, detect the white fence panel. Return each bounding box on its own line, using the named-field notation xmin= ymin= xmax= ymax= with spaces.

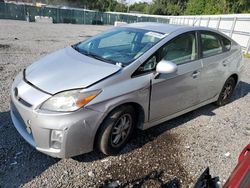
xmin=219 ymin=20 xmax=233 ymax=30
xmin=200 ymin=19 xmax=207 ymax=26
xmin=168 ymin=14 xmax=250 ymax=53
xmin=208 ymin=19 xmax=217 ymax=28
xmin=233 ymin=33 xmax=249 ymax=48
xmin=235 ymin=20 xmax=250 ymax=32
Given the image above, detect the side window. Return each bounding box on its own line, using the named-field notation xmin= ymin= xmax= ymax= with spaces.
xmin=161 ymin=32 xmax=198 ymax=65
xmin=132 ymin=32 xmax=198 ymax=77
xmin=201 ymin=32 xmax=223 ymax=57
xmin=221 ymin=36 xmax=231 ymax=51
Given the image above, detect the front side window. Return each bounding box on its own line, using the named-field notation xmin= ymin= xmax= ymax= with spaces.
xmin=161 ymin=32 xmax=198 ymax=65
xmin=201 ymin=32 xmax=223 ymax=57
xmin=134 ymin=32 xmax=198 ymax=76
xmin=73 ymin=28 xmax=163 ymax=66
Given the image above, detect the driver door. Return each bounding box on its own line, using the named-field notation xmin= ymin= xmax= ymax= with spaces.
xmin=149 ymin=32 xmax=202 ymax=121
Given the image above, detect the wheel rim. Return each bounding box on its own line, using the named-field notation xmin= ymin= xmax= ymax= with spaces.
xmin=111 ymin=113 xmax=132 ymax=148
xmin=222 ymin=82 xmax=233 ymax=100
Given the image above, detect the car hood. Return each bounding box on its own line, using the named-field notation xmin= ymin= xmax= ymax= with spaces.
xmin=25 ymin=47 xmax=121 ymax=94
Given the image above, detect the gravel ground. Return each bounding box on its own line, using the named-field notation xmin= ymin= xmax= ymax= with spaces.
xmin=0 ymin=20 xmax=249 ymax=188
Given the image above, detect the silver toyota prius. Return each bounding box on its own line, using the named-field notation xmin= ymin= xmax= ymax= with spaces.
xmin=10 ymin=22 xmax=244 ymax=158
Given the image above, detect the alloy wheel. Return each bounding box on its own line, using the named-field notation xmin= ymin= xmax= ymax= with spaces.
xmin=222 ymin=83 xmax=233 ymax=100
xmin=111 ymin=113 xmax=132 ymax=148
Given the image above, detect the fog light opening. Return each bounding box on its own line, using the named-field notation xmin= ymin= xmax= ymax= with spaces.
xmin=51 ymin=141 xmax=62 ymax=149
xmin=51 ymin=130 xmax=63 ymax=149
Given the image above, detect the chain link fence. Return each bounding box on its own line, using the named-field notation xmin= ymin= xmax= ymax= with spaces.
xmin=0 ymin=2 xmax=169 ymax=25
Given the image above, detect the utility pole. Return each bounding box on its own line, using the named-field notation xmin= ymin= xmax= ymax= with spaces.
xmin=127 ymin=0 xmax=130 ymax=13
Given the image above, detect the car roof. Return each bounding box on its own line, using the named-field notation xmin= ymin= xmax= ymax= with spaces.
xmin=121 ymin=22 xmax=210 ymax=35
xmin=120 ymin=22 xmax=235 ymax=43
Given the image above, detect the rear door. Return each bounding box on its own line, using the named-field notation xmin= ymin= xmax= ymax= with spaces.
xmin=199 ymin=31 xmax=230 ymax=102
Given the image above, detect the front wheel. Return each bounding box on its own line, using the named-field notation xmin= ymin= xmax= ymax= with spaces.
xmin=97 ymin=105 xmax=136 ymax=155
xmin=215 ymin=77 xmax=236 ymax=106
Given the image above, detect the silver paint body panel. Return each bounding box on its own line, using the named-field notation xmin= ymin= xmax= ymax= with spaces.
xmin=10 ymin=23 xmax=244 ymax=158
xmin=25 ymin=47 xmax=121 ymax=94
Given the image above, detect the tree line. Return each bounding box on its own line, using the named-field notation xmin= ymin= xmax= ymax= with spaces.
xmin=129 ymin=0 xmax=250 ymax=15
xmin=33 ymin=0 xmax=250 ymax=15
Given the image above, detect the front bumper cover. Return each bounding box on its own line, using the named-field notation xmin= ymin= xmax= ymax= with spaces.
xmin=10 ymin=79 xmax=104 ymax=158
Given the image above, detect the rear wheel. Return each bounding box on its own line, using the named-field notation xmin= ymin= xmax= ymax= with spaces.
xmin=97 ymin=105 xmax=136 ymax=155
xmin=216 ymin=77 xmax=236 ymax=106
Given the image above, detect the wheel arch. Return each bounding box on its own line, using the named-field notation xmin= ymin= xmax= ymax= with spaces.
xmin=93 ymin=102 xmax=145 ymax=150
xmin=230 ymin=73 xmax=239 ymax=84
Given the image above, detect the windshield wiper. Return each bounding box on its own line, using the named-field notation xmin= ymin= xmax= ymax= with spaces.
xmin=72 ymin=45 xmax=125 ymax=66
xmin=86 ymin=53 xmax=125 ymax=66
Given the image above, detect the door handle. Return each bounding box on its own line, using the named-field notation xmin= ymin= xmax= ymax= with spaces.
xmin=192 ymin=71 xmax=200 ymax=78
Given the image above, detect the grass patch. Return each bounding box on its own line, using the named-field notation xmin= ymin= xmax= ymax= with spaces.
xmin=243 ymin=53 xmax=250 ymax=58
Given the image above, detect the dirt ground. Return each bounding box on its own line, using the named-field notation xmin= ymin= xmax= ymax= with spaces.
xmin=0 ymin=20 xmax=249 ymax=187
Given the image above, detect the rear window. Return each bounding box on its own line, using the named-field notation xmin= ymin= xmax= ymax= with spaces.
xmin=221 ymin=36 xmax=231 ymax=51
xmin=201 ymin=32 xmax=223 ymax=58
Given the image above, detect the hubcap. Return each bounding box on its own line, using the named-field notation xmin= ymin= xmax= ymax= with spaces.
xmin=111 ymin=114 xmax=132 ymax=147
xmin=222 ymin=83 xmax=233 ymax=100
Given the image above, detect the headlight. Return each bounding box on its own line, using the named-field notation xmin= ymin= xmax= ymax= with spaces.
xmin=40 ymin=89 xmax=101 ymax=112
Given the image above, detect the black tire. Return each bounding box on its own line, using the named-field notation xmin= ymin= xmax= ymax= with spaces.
xmin=97 ymin=105 xmax=136 ymax=155
xmin=215 ymin=77 xmax=236 ymax=106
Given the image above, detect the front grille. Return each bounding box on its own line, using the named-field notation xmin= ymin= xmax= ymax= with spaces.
xmin=18 ymin=98 xmax=32 ymax=108
xmin=13 ymin=87 xmax=32 ymax=108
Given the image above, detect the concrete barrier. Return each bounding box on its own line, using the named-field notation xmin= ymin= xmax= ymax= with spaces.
xmin=35 ymin=16 xmax=53 ymax=24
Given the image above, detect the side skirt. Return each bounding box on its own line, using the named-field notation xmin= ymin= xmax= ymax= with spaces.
xmin=142 ymin=94 xmax=219 ymax=130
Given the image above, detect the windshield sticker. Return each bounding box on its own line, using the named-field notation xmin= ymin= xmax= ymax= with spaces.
xmin=145 ymin=32 xmax=166 ymax=39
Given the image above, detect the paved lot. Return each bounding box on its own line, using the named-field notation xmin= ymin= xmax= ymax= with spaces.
xmin=0 ymin=20 xmax=249 ymax=187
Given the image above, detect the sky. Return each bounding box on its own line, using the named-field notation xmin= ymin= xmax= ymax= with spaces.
xmin=128 ymin=0 xmax=152 ymax=4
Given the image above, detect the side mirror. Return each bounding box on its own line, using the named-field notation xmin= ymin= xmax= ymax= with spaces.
xmin=156 ymin=60 xmax=177 ymax=74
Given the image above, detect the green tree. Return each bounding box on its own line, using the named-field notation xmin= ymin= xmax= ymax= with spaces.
xmin=185 ymin=0 xmax=250 ymax=15
xmin=149 ymin=0 xmax=188 ymax=15
xmin=226 ymin=0 xmax=250 ymax=13
xmin=29 ymin=0 xmax=250 ymax=14
xmin=184 ymin=0 xmax=206 ymax=15
xmin=129 ymin=2 xmax=149 ymax=13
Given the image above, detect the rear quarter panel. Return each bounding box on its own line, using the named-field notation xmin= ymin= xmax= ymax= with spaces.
xmin=226 ymin=43 xmax=243 ymax=84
